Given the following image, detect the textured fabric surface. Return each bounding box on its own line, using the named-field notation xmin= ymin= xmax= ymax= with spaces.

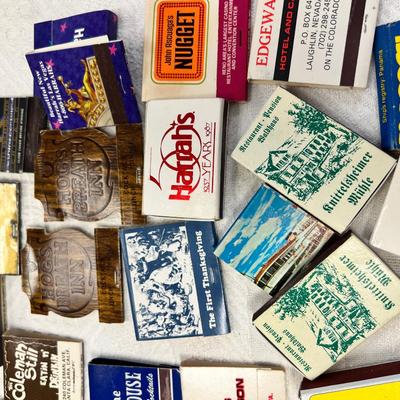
xmin=0 ymin=1 xmax=399 ymax=399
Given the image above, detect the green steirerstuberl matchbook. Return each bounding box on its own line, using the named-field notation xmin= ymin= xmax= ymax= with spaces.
xmin=232 ymin=87 xmax=396 ymax=234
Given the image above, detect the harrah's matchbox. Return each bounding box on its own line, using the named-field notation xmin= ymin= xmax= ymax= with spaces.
xmin=232 ymin=87 xmax=396 ymax=234
xmin=248 ymin=0 xmax=379 ymax=88
xmin=142 ymin=0 xmax=250 ymax=102
xmin=143 ymin=98 xmax=225 ymax=220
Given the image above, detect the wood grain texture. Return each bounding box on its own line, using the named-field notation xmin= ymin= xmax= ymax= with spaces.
xmin=35 ymin=128 xmax=120 ymax=221
xmin=95 ymin=228 xmax=124 ymax=323
xmin=35 ymin=125 xmax=146 ymax=224
xmin=116 ymin=123 xmax=147 ymax=225
xmin=21 ymin=228 xmax=124 ymax=322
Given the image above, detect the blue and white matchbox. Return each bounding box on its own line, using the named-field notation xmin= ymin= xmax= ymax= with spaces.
xmin=120 ymin=221 xmax=230 ymax=341
xmin=374 ymin=21 xmax=400 ymax=153
xmin=89 ymin=359 xmax=182 ymax=400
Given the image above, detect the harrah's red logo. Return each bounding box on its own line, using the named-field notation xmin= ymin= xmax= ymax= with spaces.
xmin=150 ymin=112 xmax=202 ymax=201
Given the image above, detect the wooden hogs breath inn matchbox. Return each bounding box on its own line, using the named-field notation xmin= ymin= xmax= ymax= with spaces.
xmin=142 ymin=0 xmax=250 ymax=102
xmin=253 ymin=234 xmax=400 ymax=380
xmin=248 ymin=0 xmax=379 ymax=88
xmin=22 ymin=228 xmax=124 ymax=323
xmin=3 ymin=331 xmax=83 ymax=400
xmin=180 ymin=365 xmax=286 ymax=400
xmin=300 ymin=361 xmax=400 ymax=399
xmin=35 ymin=125 xmax=146 ymax=225
xmin=143 ymin=98 xmax=225 ymax=220
xmin=232 ymin=87 xmax=396 ymax=234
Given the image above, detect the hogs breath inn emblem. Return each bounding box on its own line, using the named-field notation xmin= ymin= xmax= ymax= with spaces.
xmin=57 ymin=56 xmax=113 ymax=127
xmin=149 ymin=112 xmax=204 ymax=201
xmin=21 ymin=229 xmax=98 ymax=318
xmin=35 ymin=128 xmax=119 ymax=222
xmin=255 ymin=101 xmax=363 ymax=203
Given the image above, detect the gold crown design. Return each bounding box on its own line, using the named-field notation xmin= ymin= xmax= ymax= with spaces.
xmin=58 ymin=57 xmax=109 ymax=126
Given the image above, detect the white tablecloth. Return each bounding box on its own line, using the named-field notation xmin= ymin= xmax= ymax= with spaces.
xmin=0 ymin=1 xmax=399 ymax=399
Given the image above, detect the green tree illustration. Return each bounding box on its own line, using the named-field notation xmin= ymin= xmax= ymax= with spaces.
xmin=288 ymin=102 xmax=359 ymax=143
xmin=288 ymin=102 xmax=331 ymax=135
xmin=274 ymin=285 xmax=311 ymax=321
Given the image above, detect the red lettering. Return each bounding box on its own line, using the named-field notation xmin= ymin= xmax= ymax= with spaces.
xmin=256 ymin=5 xmax=276 ymax=67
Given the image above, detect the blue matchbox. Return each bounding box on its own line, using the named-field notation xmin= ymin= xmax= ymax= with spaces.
xmin=374 ymin=21 xmax=400 ymax=153
xmin=34 ymin=10 xmax=118 ymax=49
xmin=120 ymin=221 xmax=230 ymax=341
xmin=89 ymin=359 xmax=182 ymax=400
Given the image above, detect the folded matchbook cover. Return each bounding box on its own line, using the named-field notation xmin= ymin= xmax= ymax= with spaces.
xmin=0 ymin=97 xmax=46 ymax=173
xmin=253 ymin=233 xmax=400 ymax=380
xmin=180 ymin=365 xmax=286 ymax=400
xmin=215 ymin=184 xmax=333 ymax=296
xmin=89 ymin=359 xmax=182 ymax=400
xmin=232 ymin=87 xmax=396 ymax=234
xmin=142 ymin=0 xmax=250 ymax=101
xmin=374 ymin=20 xmax=400 ymax=154
xmin=34 ymin=10 xmax=118 ymax=49
xmin=120 ymin=221 xmax=230 ymax=340
xmin=300 ymin=361 xmax=400 ymax=400
xmin=3 ymin=331 xmax=83 ymax=400
xmin=143 ymin=98 xmax=225 ymax=220
xmin=248 ymin=0 xmax=379 ymax=88
xmin=26 ymin=39 xmax=141 ymax=130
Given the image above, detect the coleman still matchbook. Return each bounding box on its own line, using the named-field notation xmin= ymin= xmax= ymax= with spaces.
xmin=3 ymin=331 xmax=83 ymax=400
xmin=253 ymin=234 xmax=400 ymax=380
xmin=232 ymin=87 xmax=396 ymax=234
xmin=248 ymin=0 xmax=379 ymax=88
xmin=142 ymin=0 xmax=250 ymax=102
